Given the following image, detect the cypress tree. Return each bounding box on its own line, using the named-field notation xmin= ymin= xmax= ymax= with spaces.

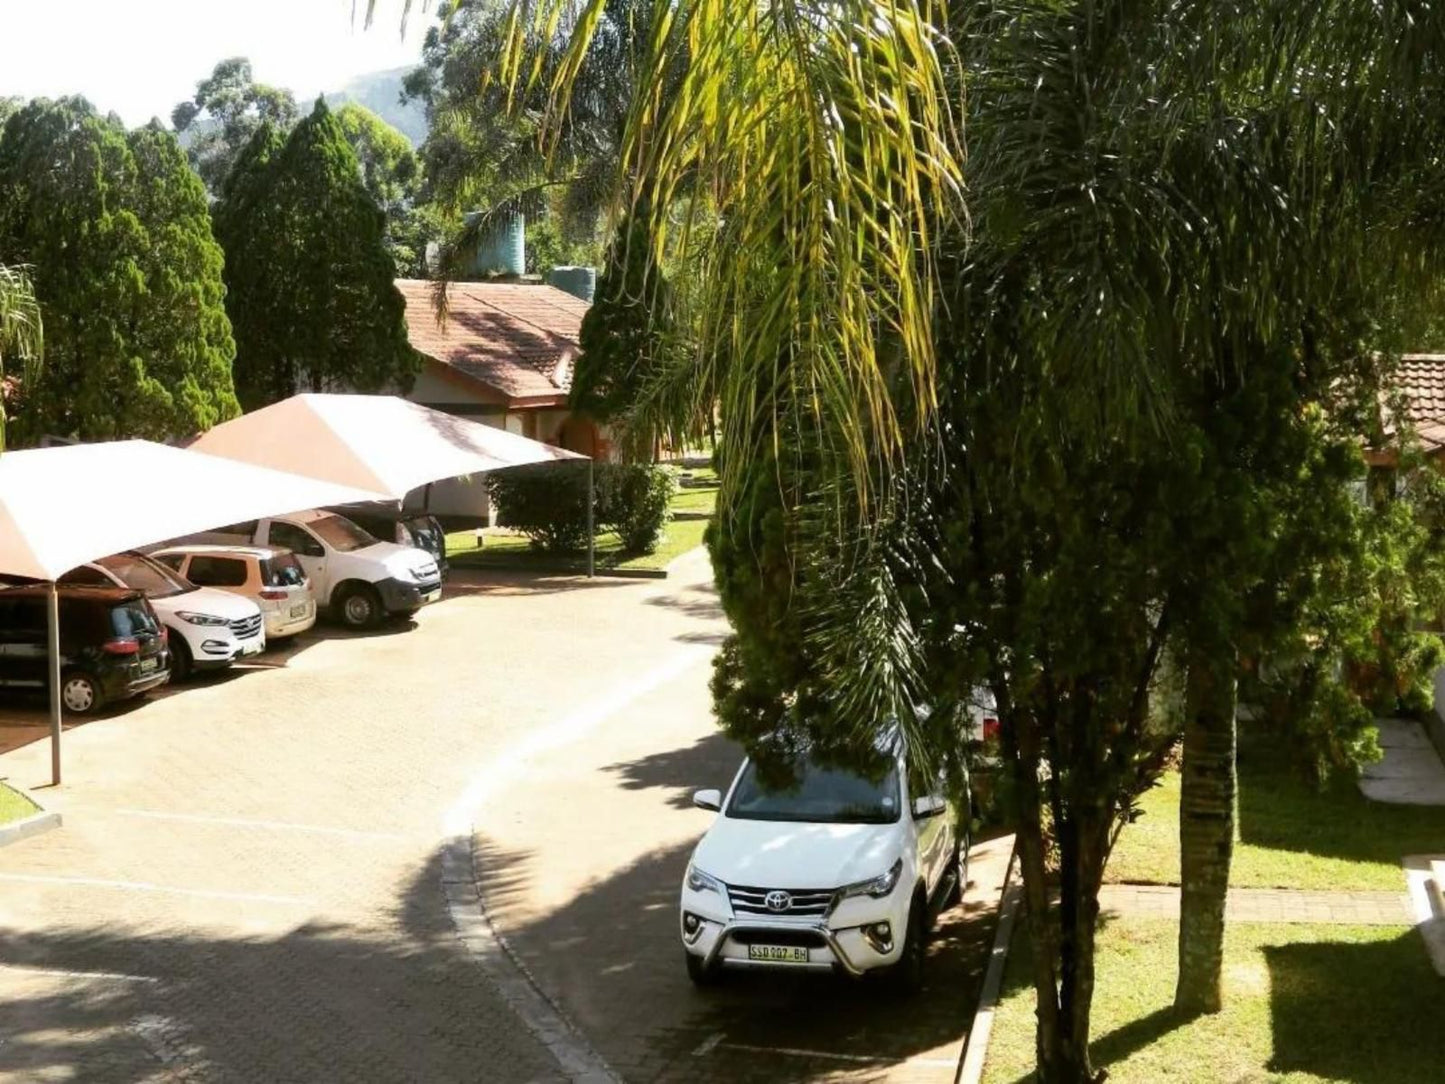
xmin=212 ymin=98 xmax=417 ymax=409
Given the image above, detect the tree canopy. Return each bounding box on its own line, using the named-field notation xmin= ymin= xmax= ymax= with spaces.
xmin=332 ymin=102 xmax=423 ymax=275
xmin=0 ymin=97 xmax=239 ymax=443
xmin=211 ymin=99 xmax=418 ymax=409
xmin=172 ymin=57 xmax=299 ymax=193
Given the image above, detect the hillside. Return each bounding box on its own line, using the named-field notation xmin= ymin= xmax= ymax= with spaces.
xmin=323 ymin=66 xmax=427 ymax=147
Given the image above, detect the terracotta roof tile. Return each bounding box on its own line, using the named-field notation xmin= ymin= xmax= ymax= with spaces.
xmin=396 ymin=279 xmax=590 ymax=403
xmin=1395 ymin=355 xmax=1445 ymax=452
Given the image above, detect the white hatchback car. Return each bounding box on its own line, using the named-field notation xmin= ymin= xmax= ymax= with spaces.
xmin=680 ymin=737 xmax=965 ymax=991
xmin=59 ymin=551 xmax=265 ymax=680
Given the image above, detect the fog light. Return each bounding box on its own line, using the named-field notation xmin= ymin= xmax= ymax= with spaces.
xmin=200 ymin=639 xmax=229 ymax=654
xmin=863 ymin=921 xmax=893 ymax=954
xmin=682 ymin=912 xmax=704 ymax=944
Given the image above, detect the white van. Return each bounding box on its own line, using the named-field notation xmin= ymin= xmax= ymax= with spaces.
xmin=181 ymin=510 xmax=441 ymax=629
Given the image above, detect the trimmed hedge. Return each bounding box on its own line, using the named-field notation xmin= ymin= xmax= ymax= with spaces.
xmin=488 ymin=462 xmax=676 ymax=555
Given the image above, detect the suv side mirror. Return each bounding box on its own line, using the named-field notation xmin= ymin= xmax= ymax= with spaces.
xmin=913 ymin=795 xmax=947 ymax=819
xmin=692 ymin=789 xmax=722 ymax=813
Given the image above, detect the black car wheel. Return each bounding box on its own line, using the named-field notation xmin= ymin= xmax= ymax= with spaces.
xmin=169 ymin=635 xmax=193 ymax=682
xmin=887 ymin=893 xmax=927 ymax=996
xmin=685 ymin=950 xmax=719 ymax=987
xmin=336 ymin=584 xmax=382 ymax=630
xmin=60 ymin=671 xmax=101 ymax=715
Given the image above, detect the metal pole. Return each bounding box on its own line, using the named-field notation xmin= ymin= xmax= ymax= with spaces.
xmin=47 ymin=581 xmax=61 ymax=787
xmin=587 ymin=460 xmax=595 ymax=578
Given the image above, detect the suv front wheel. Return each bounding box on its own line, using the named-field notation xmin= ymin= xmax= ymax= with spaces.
xmin=886 ymin=892 xmax=927 ymax=996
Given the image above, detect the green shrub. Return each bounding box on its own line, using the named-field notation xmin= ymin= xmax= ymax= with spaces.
xmin=487 ymin=463 xmax=592 ymax=553
xmin=487 ymin=461 xmax=677 ymax=555
xmin=605 ymin=464 xmax=676 ymax=553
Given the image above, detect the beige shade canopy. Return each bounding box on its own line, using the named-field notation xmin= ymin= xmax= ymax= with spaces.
xmin=187 ymin=393 xmax=586 ymax=499
xmin=0 ymin=440 xmax=387 ymax=582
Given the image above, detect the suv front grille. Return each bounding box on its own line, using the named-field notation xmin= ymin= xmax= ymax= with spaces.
xmin=230 ymin=614 xmax=263 ymax=640
xmin=727 ymin=884 xmax=836 ymax=918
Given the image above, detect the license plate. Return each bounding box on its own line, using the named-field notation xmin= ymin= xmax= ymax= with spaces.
xmin=138 ymin=657 xmax=159 ymax=674
xmin=746 ymin=945 xmax=809 ymax=964
xmin=423 ymin=589 xmax=441 ymax=604
xmin=289 ymin=604 xmax=308 ymax=618
xmin=241 ymin=640 xmax=264 ymax=656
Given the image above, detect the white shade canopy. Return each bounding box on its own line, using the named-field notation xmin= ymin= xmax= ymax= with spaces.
xmin=0 ymin=440 xmax=387 ymax=581
xmin=187 ymin=393 xmax=586 ymax=499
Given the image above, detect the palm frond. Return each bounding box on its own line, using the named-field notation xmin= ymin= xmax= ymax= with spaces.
xmin=499 ymin=0 xmax=964 ymax=518
xmin=0 ymin=263 xmax=44 ymax=451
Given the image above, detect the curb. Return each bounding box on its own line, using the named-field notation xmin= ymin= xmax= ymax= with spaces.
xmin=441 ymin=830 xmax=620 ymax=1083
xmin=0 ymin=806 xmax=61 ymax=850
xmin=956 ymin=844 xmax=1020 ymax=1084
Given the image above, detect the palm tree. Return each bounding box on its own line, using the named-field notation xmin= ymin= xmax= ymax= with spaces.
xmin=0 ymin=264 xmax=42 ymax=451
xmin=376 ymin=0 xmax=1445 ymax=1080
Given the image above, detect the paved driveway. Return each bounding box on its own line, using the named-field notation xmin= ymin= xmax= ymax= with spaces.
xmin=0 ymin=549 xmax=994 ymax=1082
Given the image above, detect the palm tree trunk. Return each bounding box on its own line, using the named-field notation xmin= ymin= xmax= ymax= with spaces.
xmin=1175 ymin=647 xmax=1237 ymax=1015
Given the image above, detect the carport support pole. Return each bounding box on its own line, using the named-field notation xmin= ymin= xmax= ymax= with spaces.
xmin=47 ymin=581 xmax=61 ymax=786
xmin=586 ymin=459 xmax=595 ymax=578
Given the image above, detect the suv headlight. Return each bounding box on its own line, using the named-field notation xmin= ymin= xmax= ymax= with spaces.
xmin=837 ymin=858 xmax=903 ymax=901
xmin=686 ymin=864 xmax=724 ymax=895
xmin=176 ymin=611 xmax=229 ymax=627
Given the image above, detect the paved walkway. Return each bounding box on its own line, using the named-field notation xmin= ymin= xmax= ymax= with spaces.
xmin=1099 ymin=884 xmax=1412 ymax=925
xmin=0 ymin=556 xmax=740 ymax=1083
xmin=1359 ymin=719 xmax=1445 ymax=805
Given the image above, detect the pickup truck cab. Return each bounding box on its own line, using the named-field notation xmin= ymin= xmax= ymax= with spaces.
xmin=681 ymin=734 xmax=966 ymax=992
xmin=185 ymin=510 xmax=441 ymax=629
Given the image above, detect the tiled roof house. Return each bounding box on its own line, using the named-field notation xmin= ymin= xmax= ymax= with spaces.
xmin=394 ymin=279 xmax=605 ymax=457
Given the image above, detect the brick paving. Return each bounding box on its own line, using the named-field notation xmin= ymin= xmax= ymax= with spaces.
xmin=1098 ymin=884 xmax=1412 ymax=925
xmin=0 ymin=553 xmax=748 ymax=1083
xmin=469 ymin=554 xmax=999 ymax=1083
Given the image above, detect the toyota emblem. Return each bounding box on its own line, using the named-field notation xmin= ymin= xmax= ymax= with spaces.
xmin=764 ymin=890 xmax=791 ymax=913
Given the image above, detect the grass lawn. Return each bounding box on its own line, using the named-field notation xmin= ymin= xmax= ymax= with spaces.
xmin=446 ymin=467 xmax=716 ymax=575
xmin=1107 ymin=739 xmax=1445 ymax=891
xmin=0 ymin=782 xmax=36 ymax=826
xmin=982 ymin=918 xmax=1434 ymax=1084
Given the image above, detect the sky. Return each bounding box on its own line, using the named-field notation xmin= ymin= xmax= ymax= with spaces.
xmin=0 ymin=0 xmax=430 ymax=128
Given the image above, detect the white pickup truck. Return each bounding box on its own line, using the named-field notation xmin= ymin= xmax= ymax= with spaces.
xmin=180 ymin=509 xmax=441 ymax=629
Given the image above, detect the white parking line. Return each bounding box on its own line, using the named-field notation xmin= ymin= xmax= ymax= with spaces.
xmin=0 ymin=962 xmax=157 ymax=983
xmin=108 ymin=808 xmax=409 ymax=842
xmin=0 ymin=873 xmax=311 ymax=906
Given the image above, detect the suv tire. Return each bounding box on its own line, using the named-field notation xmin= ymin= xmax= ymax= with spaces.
xmin=60 ymin=671 xmax=101 ymax=715
xmin=887 ymin=894 xmax=927 ymax=996
xmin=169 ymin=635 xmax=193 ymax=682
xmin=685 ymin=951 xmax=719 ymax=987
xmin=336 ymin=584 xmax=382 ymax=630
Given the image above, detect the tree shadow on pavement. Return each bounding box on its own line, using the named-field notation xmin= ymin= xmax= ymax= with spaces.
xmin=0 ymin=852 xmax=566 ymax=1084
xmin=471 ymin=830 xmax=994 ymax=1082
xmin=602 ymin=732 xmax=741 ymax=810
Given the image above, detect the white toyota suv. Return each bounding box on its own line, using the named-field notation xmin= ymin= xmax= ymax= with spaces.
xmin=680 ymin=736 xmax=965 ymax=991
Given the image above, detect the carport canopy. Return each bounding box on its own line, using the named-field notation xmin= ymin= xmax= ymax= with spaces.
xmin=0 ymin=439 xmax=388 ymax=785
xmin=187 ymin=393 xmax=586 ymax=499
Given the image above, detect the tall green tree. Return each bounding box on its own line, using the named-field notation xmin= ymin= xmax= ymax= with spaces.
xmin=570 ymin=200 xmax=689 ymax=457
xmin=0 ymin=98 xmax=239 ymax=442
xmin=172 ymin=57 xmax=299 ymax=193
xmin=212 ymin=99 xmax=418 ymax=409
xmin=332 ymin=103 xmax=422 ymax=274
xmin=0 ymin=263 xmax=42 ymax=450
xmin=429 ymin=0 xmax=1445 ymax=1078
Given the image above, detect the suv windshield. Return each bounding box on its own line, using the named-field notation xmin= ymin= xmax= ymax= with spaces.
xmin=727 ymin=759 xmax=901 ymax=824
xmin=97 ymin=553 xmax=195 ymax=599
xmin=308 ymin=515 xmax=376 ymax=553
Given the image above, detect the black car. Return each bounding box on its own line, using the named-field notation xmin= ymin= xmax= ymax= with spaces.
xmin=324 ymin=504 xmax=449 ymax=580
xmin=0 ymin=585 xmax=170 ymax=714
